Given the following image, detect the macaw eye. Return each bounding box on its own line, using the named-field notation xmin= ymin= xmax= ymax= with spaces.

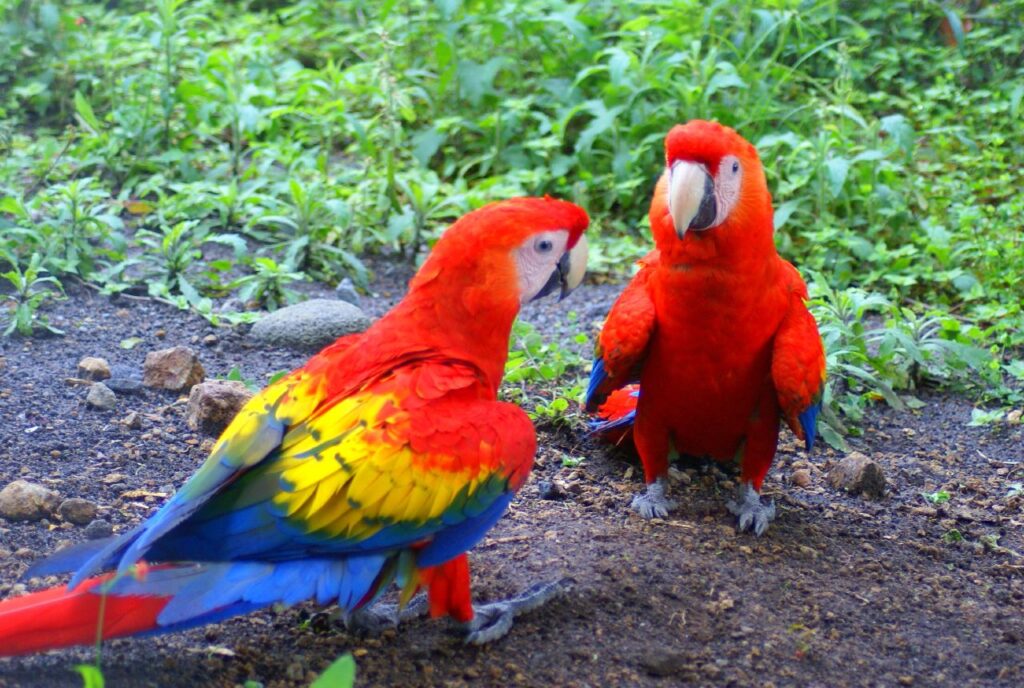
xmin=731 ymin=161 xmax=740 ymax=174
xmin=535 ymin=239 xmax=554 ymax=253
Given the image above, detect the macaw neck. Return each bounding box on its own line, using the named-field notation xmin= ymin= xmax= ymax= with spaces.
xmin=380 ymin=283 xmax=520 ymax=394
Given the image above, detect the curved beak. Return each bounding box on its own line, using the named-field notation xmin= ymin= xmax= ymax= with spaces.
xmin=667 ymin=160 xmax=717 ymax=239
xmin=531 ymin=234 xmax=589 ymax=302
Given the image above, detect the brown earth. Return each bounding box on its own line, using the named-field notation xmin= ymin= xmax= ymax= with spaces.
xmin=0 ymin=269 xmax=1022 ymax=688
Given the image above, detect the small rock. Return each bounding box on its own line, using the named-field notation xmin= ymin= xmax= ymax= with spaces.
xmin=219 ymin=297 xmax=245 ymax=313
xmin=123 ymin=411 xmax=143 ymax=429
xmin=143 ymin=346 xmax=205 ymax=391
xmin=202 ymin=334 xmax=218 ymax=346
xmin=828 ymin=451 xmax=886 ymax=499
xmin=106 ymin=364 xmax=144 ymax=394
xmin=537 ymin=480 xmax=564 ymax=500
xmin=101 ymin=472 xmax=126 ymax=485
xmin=250 ymin=299 xmax=371 ymax=351
xmin=641 ymin=649 xmax=691 ymax=678
xmin=791 ymin=469 xmax=812 ymax=488
xmin=84 ymin=518 xmax=114 ymax=540
xmin=155 ymin=328 xmax=166 ymax=338
xmin=86 ymin=382 xmax=117 ymax=410
xmin=1007 ymin=409 xmax=1022 ymax=424
xmin=0 ymin=480 xmax=60 ymax=521
xmin=59 ymin=498 xmax=98 ymax=525
xmin=334 ymin=278 xmax=361 ymax=306
xmin=77 ymin=356 xmax=111 ymax=381
xmin=185 ymin=380 xmax=253 ymax=436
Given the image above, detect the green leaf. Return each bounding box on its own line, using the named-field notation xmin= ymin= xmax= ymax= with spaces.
xmin=879 ymin=114 xmax=914 ymax=154
xmin=73 ymin=664 xmax=105 ymax=688
xmin=824 ymin=157 xmax=850 ymax=198
xmin=310 ymin=654 xmax=356 ymax=688
xmin=942 ymin=8 xmax=965 ymax=48
xmin=74 ymin=91 xmax=102 ymax=134
xmin=120 ymin=337 xmax=143 ymax=350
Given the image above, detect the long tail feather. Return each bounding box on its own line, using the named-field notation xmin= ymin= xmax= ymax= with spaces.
xmin=0 ymin=574 xmax=170 ymax=657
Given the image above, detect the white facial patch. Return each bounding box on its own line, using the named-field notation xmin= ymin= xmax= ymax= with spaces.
xmin=515 ymin=230 xmax=570 ymax=304
xmin=714 ymin=155 xmax=743 ymax=225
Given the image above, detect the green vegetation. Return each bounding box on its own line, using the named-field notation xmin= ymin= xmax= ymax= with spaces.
xmin=1 ymin=0 xmax=1021 ymax=435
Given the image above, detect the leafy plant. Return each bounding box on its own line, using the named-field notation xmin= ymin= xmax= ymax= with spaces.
xmin=2 ymin=253 xmax=64 ymax=336
xmin=231 ymin=256 xmax=306 ymax=311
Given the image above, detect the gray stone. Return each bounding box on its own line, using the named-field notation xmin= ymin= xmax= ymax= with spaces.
xmin=0 ymin=480 xmax=60 ymax=521
xmin=249 ymin=298 xmax=371 ymax=351
xmin=334 ymin=278 xmax=361 ymax=306
xmin=143 ymin=346 xmax=205 ymax=391
xmin=186 ymin=379 xmax=254 ymax=436
xmin=84 ymin=518 xmax=113 ymax=540
xmin=59 ymin=498 xmax=98 ymax=525
xmin=77 ymin=356 xmax=111 ymax=381
xmin=828 ymin=451 xmax=887 ymax=499
xmin=86 ymin=382 xmax=117 ymax=410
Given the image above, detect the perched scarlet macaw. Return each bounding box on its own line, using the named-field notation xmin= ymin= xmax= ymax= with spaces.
xmin=0 ymin=197 xmax=589 ymax=656
xmin=585 ymin=120 xmax=825 ymax=535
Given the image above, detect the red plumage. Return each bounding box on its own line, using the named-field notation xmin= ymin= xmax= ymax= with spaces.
xmin=588 ymin=121 xmax=825 ymax=533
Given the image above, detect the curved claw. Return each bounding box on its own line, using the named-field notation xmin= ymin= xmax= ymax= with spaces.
xmin=631 ymin=477 xmax=677 ymax=519
xmin=726 ymin=482 xmax=776 ymax=536
xmin=343 ymin=594 xmax=429 ymax=635
xmin=464 ymin=578 xmax=570 ymax=645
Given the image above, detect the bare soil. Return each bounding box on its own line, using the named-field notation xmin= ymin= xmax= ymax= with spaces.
xmin=0 ymin=268 xmax=1022 ymax=688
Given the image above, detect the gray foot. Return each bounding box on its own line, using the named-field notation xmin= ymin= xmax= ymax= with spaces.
xmin=631 ymin=477 xmax=677 ymax=519
xmin=343 ymin=594 xmax=430 ymax=634
xmin=726 ymin=482 xmax=776 ymax=536
xmin=464 ymin=578 xmax=570 ymax=644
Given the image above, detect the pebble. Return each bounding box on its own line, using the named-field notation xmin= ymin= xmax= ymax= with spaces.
xmin=84 ymin=518 xmax=114 ymax=539
xmin=791 ymin=469 xmax=812 ymax=488
xmin=185 ymin=380 xmax=253 ymax=436
xmin=334 ymin=278 xmax=361 ymax=306
xmin=59 ymin=498 xmax=99 ymax=525
xmin=537 ymin=480 xmax=565 ymax=500
xmin=828 ymin=451 xmax=887 ymax=500
xmin=0 ymin=480 xmax=60 ymax=521
xmin=123 ymin=411 xmax=143 ymax=429
xmin=105 ymin=364 xmax=144 ymax=394
xmin=77 ymin=356 xmax=111 ymax=381
xmin=143 ymin=345 xmax=205 ymax=391
xmin=202 ymin=334 xmax=218 ymax=346
xmin=86 ymin=382 xmax=117 ymax=410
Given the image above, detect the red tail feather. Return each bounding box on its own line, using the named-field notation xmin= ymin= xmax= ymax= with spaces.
xmin=421 ymin=554 xmax=473 ymax=623
xmin=0 ymin=575 xmax=170 ymax=657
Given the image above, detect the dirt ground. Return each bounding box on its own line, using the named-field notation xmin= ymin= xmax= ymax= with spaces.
xmin=0 ymin=267 xmax=1022 ymax=688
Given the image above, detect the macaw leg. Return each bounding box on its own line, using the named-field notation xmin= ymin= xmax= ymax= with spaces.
xmin=726 ymin=482 xmax=776 ymax=536
xmin=727 ymin=395 xmax=779 ymax=535
xmin=464 ymin=578 xmax=570 ymax=644
xmin=630 ymin=418 xmax=677 ymax=519
xmin=341 ymin=594 xmax=430 ymax=634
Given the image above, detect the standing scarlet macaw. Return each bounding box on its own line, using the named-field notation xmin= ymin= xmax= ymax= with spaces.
xmin=0 ymin=197 xmax=588 ymax=656
xmin=585 ymin=120 xmax=825 ymax=535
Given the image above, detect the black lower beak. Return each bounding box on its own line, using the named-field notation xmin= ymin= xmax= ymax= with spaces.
xmin=531 ymin=252 xmax=571 ymax=302
xmin=689 ymin=173 xmax=717 ymax=231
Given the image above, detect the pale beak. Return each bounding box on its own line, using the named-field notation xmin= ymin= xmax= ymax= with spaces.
xmin=532 ymin=234 xmax=589 ymax=302
xmin=667 ymin=160 xmax=717 ymax=239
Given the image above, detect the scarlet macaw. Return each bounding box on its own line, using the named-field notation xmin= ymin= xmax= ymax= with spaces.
xmin=0 ymin=196 xmax=589 ymax=655
xmin=586 ymin=120 xmax=825 ymax=535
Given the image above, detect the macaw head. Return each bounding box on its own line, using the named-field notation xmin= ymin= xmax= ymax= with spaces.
xmin=410 ymin=196 xmax=589 ymax=308
xmin=650 ymin=120 xmax=774 ymax=263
